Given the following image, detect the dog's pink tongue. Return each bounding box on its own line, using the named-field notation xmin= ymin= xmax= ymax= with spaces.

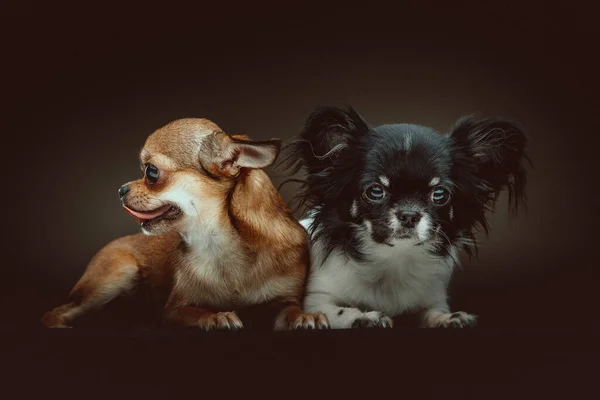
xmin=123 ymin=205 xmax=170 ymax=222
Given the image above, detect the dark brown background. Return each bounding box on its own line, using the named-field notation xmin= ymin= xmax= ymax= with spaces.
xmin=2 ymin=2 xmax=598 ymax=330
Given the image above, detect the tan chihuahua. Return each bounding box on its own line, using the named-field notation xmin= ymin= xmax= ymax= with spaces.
xmin=42 ymin=118 xmax=330 ymax=330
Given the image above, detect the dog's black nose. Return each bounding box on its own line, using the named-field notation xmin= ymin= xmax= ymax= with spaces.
xmin=398 ymin=211 xmax=421 ymax=228
xmin=118 ymin=184 xmax=130 ymax=200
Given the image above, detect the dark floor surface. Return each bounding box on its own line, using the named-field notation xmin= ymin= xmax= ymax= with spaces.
xmin=2 ymin=328 xmax=597 ymax=399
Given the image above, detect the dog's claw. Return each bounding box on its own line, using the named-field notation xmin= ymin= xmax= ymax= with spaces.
xmin=199 ymin=311 xmax=243 ymax=331
xmin=351 ymin=311 xmax=394 ymax=329
xmin=291 ymin=312 xmax=330 ymax=330
xmin=426 ymin=311 xmax=477 ymax=328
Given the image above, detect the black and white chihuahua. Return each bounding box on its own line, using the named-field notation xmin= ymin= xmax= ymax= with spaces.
xmin=280 ymin=107 xmax=529 ymax=328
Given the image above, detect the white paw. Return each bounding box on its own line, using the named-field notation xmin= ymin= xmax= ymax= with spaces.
xmin=427 ymin=311 xmax=477 ymax=328
xmin=351 ymin=311 xmax=394 ymax=329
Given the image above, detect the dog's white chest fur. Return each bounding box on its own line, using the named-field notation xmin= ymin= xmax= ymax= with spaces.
xmin=173 ymin=222 xmax=298 ymax=308
xmin=303 ymin=219 xmax=454 ymax=317
xmin=172 ymin=224 xmax=248 ymax=306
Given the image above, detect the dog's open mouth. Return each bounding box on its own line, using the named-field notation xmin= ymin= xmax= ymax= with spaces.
xmin=123 ymin=203 xmax=182 ymax=225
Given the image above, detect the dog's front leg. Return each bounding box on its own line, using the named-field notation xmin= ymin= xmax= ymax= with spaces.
xmin=303 ymin=293 xmax=393 ymax=329
xmin=272 ymin=299 xmax=330 ymax=330
xmin=164 ymin=306 xmax=243 ymax=331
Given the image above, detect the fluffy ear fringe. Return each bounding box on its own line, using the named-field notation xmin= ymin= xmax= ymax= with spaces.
xmin=277 ymin=106 xmax=369 ymax=212
xmin=450 ymin=115 xmax=532 ymax=228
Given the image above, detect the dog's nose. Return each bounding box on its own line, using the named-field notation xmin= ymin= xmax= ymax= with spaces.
xmin=118 ymin=184 xmax=130 ymax=200
xmin=398 ymin=211 xmax=422 ymax=228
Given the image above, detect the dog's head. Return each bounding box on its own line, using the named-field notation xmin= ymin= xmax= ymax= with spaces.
xmin=119 ymin=118 xmax=281 ymax=236
xmin=280 ymin=107 xmax=529 ymax=260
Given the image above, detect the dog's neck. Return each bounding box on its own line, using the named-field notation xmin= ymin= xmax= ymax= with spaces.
xmin=228 ymin=169 xmax=293 ymax=244
xmin=177 ymin=169 xmax=289 ymax=255
xmin=177 ymin=193 xmax=235 ymax=255
xmin=177 ymin=223 xmax=230 ymax=261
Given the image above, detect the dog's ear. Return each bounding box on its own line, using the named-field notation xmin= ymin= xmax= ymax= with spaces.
xmin=206 ymin=132 xmax=281 ymax=177
xmin=226 ymin=136 xmax=281 ymax=171
xmin=450 ymin=115 xmax=530 ymax=214
xmin=280 ymin=106 xmax=369 ymax=175
xmin=277 ymin=106 xmax=369 ymax=212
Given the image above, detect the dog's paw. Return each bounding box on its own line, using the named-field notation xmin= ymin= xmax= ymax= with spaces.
xmin=426 ymin=311 xmax=477 ymax=328
xmin=291 ymin=312 xmax=330 ymax=330
xmin=198 ymin=312 xmax=243 ymax=331
xmin=41 ymin=311 xmax=72 ymax=328
xmin=351 ymin=311 xmax=394 ymax=329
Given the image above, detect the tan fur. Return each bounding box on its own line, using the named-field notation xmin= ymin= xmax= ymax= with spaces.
xmin=42 ymin=118 xmax=329 ymax=330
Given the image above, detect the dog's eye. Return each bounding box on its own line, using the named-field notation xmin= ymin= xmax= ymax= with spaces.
xmin=145 ymin=163 xmax=160 ymax=185
xmin=431 ymin=187 xmax=451 ymax=206
xmin=365 ymin=184 xmax=386 ymax=202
